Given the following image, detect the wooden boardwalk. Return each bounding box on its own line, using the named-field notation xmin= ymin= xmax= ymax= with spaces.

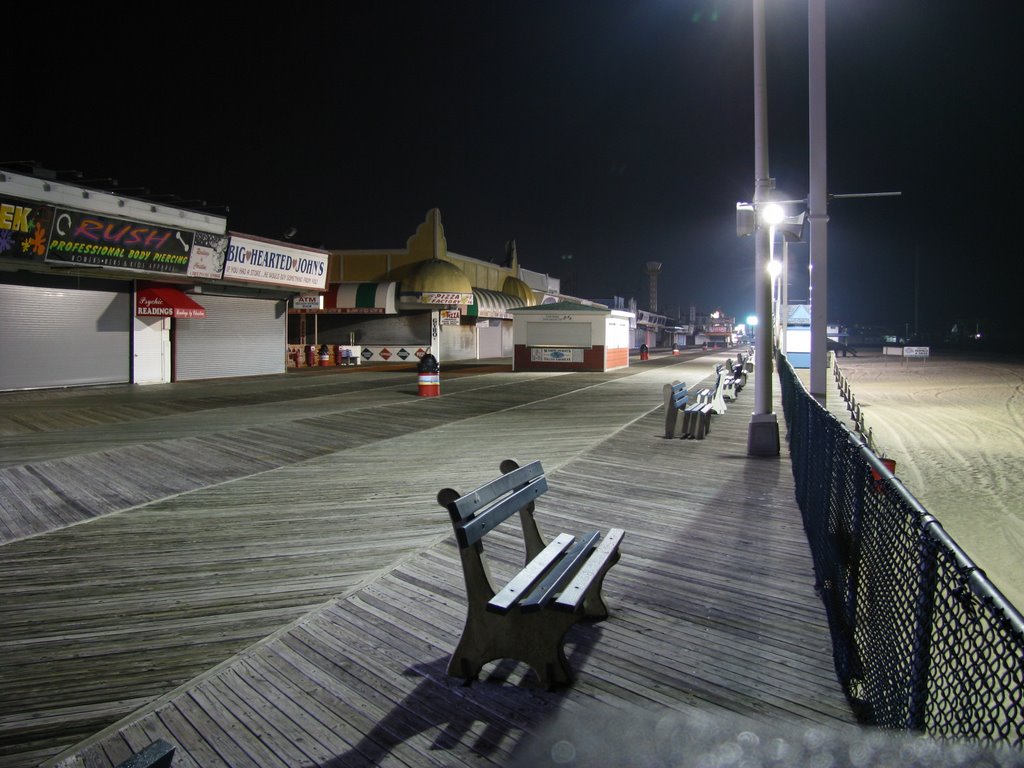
xmin=0 ymin=353 xmax=861 ymax=768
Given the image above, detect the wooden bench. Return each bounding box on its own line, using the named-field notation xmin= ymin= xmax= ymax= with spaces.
xmin=663 ymin=380 xmax=690 ymax=438
xmin=721 ymin=363 xmax=738 ymax=401
xmin=114 ymin=739 xmax=175 ymax=768
xmin=664 ymin=380 xmax=711 ymax=440
xmin=437 ymin=459 xmax=625 ymax=688
xmin=684 ymin=399 xmax=713 ymax=439
xmin=700 ymin=367 xmax=728 ymax=414
xmin=724 ymin=357 xmax=747 ymax=397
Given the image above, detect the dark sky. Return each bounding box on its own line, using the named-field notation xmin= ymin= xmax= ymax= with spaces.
xmin=6 ymin=1 xmax=1022 ymax=337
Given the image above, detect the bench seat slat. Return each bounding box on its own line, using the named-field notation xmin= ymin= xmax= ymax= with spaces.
xmin=554 ymin=528 xmax=625 ymax=612
xmin=453 ymin=475 xmax=549 ymax=547
xmin=487 ymin=532 xmax=576 ymax=614
xmin=519 ymin=530 xmax=601 ymax=612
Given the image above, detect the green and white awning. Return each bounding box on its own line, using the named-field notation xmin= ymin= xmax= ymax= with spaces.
xmin=323 ymin=282 xmax=397 ymax=314
xmin=465 ymin=288 xmax=527 ymax=319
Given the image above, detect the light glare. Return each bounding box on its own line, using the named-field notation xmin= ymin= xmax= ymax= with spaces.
xmin=761 ymin=203 xmax=784 ymax=225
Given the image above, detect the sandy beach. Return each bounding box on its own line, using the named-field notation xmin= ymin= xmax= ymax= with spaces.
xmin=819 ymin=348 xmax=1024 ymax=613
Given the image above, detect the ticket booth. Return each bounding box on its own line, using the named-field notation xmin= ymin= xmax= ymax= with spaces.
xmin=509 ymin=301 xmax=633 ymax=372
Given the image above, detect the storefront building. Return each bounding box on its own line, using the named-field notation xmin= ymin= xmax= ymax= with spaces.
xmin=0 ymin=171 xmax=327 ymax=390
xmin=287 ymin=209 xmax=550 ymax=365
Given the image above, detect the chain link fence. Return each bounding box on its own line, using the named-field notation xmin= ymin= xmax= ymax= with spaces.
xmin=777 ymin=351 xmax=1024 ymax=751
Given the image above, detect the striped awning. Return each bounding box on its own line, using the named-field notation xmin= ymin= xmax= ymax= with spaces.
xmin=322 ymin=282 xmax=397 ymax=314
xmin=465 ymin=288 xmax=527 ymax=319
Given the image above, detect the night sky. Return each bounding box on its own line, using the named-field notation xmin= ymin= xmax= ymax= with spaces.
xmin=7 ymin=1 xmax=1022 ymax=341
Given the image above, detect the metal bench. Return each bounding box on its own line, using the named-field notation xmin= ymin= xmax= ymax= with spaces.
xmin=437 ymin=459 xmax=624 ymax=689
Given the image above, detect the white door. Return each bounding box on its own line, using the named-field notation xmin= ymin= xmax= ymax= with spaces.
xmin=133 ymin=316 xmax=171 ymax=384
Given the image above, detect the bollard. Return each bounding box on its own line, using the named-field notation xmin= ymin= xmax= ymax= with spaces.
xmin=319 ymin=344 xmax=330 ymax=366
xmin=417 ymin=354 xmax=440 ymax=397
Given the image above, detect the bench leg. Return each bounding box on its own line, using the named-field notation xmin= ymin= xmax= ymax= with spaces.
xmin=696 ymin=411 xmax=709 ymax=439
xmin=449 ymin=606 xmax=584 ymax=689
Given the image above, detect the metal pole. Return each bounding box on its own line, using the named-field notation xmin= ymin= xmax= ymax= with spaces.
xmin=781 ymin=238 xmax=789 ymax=352
xmin=808 ymin=0 xmax=829 ymax=402
xmin=748 ymin=0 xmax=780 ymax=456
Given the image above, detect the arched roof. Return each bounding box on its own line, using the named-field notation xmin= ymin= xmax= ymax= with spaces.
xmin=501 ymin=276 xmax=537 ymax=306
xmin=402 ymin=259 xmax=472 ymax=295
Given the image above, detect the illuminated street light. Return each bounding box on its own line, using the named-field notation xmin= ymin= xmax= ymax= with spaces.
xmin=761 ymin=203 xmax=784 ymax=227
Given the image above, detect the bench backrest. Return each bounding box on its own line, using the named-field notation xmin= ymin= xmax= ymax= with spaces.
xmin=663 ymin=380 xmax=688 ymax=410
xmin=663 ymin=380 xmax=690 ymax=437
xmin=442 ymin=460 xmax=548 ymax=549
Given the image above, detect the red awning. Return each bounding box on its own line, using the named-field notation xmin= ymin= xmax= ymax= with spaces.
xmin=135 ymin=287 xmax=206 ymax=319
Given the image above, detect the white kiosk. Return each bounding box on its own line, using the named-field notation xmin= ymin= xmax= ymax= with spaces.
xmin=509 ymin=302 xmax=633 ymax=372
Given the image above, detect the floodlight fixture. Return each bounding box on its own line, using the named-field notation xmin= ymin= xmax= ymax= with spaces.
xmin=761 ymin=203 xmax=784 ymax=226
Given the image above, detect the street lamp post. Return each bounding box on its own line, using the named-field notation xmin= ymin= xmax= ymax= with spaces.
xmin=808 ymin=0 xmax=828 ymax=402
xmin=747 ymin=0 xmax=780 ymax=456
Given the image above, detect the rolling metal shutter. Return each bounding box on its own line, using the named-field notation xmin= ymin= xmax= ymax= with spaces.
xmin=174 ymin=295 xmax=286 ymax=381
xmin=0 ymin=280 xmax=130 ymax=391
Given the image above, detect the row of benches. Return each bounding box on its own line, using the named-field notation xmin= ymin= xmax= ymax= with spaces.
xmin=663 ymin=352 xmax=754 ymax=440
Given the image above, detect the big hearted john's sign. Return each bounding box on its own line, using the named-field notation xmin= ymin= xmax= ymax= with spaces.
xmin=223 ymin=233 xmax=329 ymax=291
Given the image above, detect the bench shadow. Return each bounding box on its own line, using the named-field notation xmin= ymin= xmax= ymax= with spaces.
xmin=322 ymin=624 xmax=602 ymax=767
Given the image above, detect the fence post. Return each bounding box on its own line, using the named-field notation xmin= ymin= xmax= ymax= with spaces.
xmin=907 ymin=518 xmax=940 ymax=732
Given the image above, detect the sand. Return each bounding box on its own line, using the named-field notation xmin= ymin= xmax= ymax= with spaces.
xmin=820 ymin=348 xmax=1024 ymax=613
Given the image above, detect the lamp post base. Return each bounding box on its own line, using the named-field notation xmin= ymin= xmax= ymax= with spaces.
xmin=747 ymin=413 xmax=780 ymax=457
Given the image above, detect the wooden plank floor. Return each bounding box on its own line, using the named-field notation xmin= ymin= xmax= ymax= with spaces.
xmin=0 ymin=354 xmax=861 ymax=768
